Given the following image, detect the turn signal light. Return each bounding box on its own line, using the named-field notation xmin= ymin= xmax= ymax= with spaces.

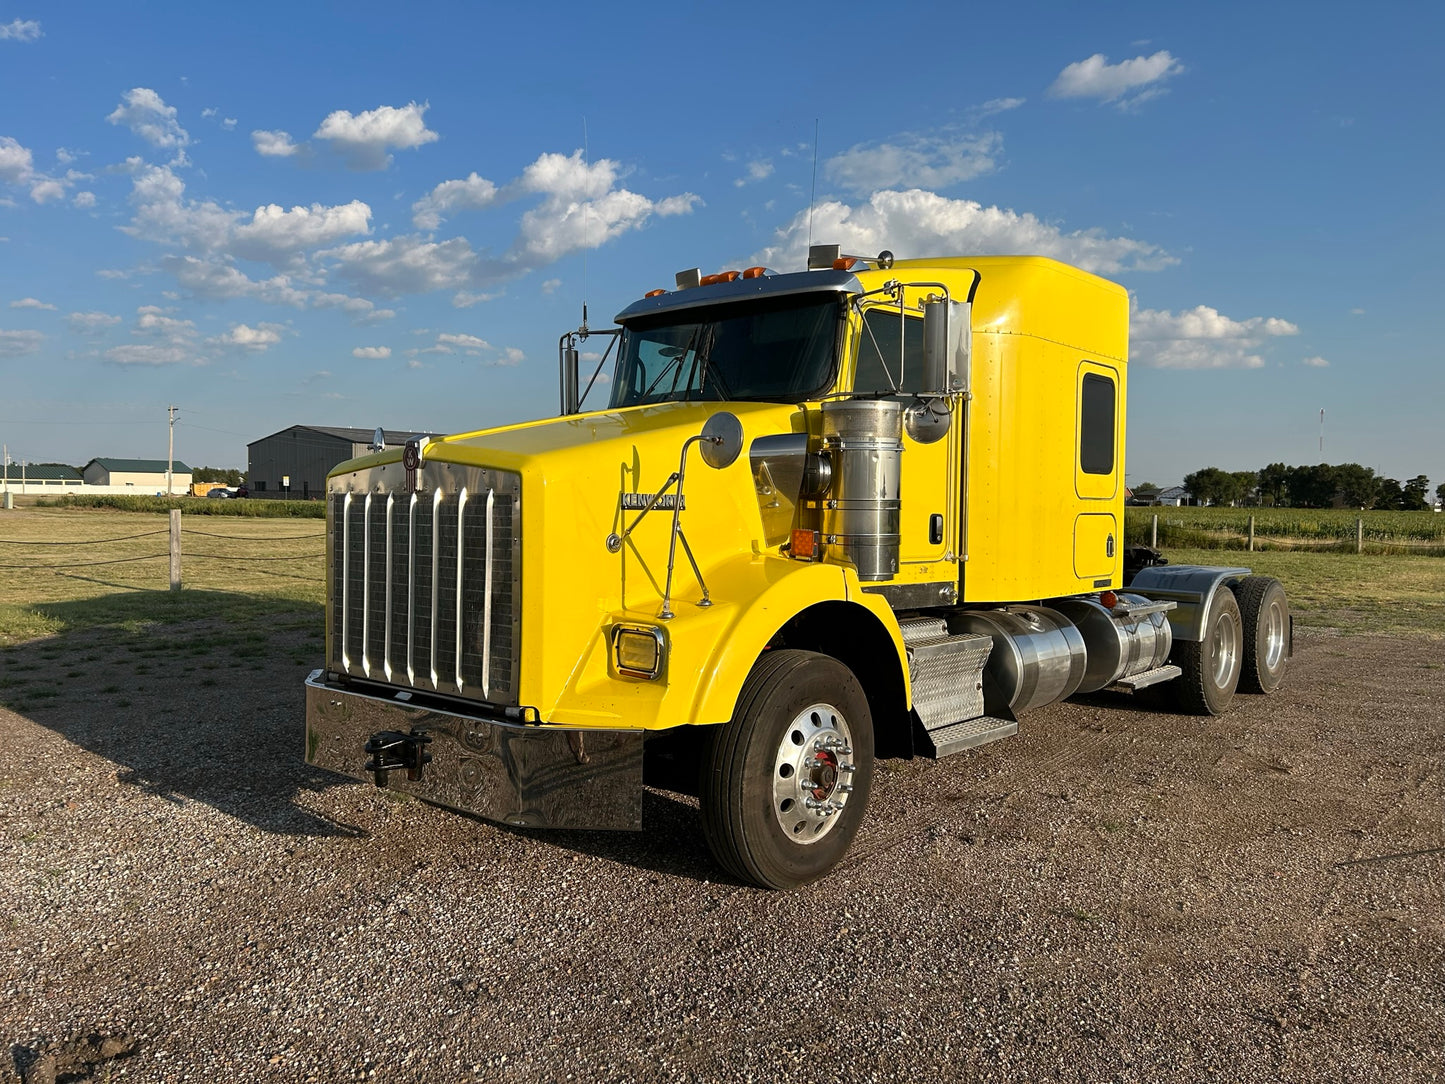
xmin=790 ymin=528 xmax=820 ymax=560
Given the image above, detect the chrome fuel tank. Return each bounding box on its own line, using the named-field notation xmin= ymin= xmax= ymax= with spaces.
xmin=1052 ymin=593 xmax=1173 ymax=694
xmin=947 ymin=606 xmax=1087 ymax=717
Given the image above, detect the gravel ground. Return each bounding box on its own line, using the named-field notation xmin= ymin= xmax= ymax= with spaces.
xmin=1 ymin=620 xmax=1442 ymax=1083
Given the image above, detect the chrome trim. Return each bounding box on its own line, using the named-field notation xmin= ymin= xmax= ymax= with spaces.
xmin=406 ymin=492 xmax=417 ymax=686
xmin=304 ymin=671 xmax=643 ymax=831
xmin=361 ymin=493 xmax=372 ymax=677
xmin=860 ymin=581 xmax=959 ymax=609
xmin=455 ymin=487 xmax=468 ymax=693
xmin=430 ymin=486 xmax=442 ymax=689
xmin=341 ymin=492 xmax=352 ymax=672
xmin=483 ymin=487 xmax=494 ymax=700
xmin=383 ymin=494 xmax=394 ymax=682
xmin=610 ymin=623 xmax=667 ymax=680
xmin=614 ymin=268 xmax=862 ymax=323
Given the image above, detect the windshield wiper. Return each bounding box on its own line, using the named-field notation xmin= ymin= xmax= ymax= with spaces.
xmin=641 ymin=325 xmax=703 ymax=402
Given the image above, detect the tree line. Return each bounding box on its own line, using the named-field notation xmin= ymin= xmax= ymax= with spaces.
xmin=22 ymin=463 xmax=247 ymax=485
xmin=1136 ymin=464 xmax=1440 ymax=510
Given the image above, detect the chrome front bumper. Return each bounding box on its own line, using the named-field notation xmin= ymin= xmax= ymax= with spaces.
xmin=304 ymin=671 xmax=644 ymax=830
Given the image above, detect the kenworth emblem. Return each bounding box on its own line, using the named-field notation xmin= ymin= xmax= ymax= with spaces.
xmin=620 ymin=492 xmax=685 ymax=512
xmin=402 ymin=439 xmax=422 ymax=494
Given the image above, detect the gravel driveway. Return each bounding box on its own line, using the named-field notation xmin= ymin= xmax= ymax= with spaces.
xmin=2 ymin=618 xmax=1441 ymax=1083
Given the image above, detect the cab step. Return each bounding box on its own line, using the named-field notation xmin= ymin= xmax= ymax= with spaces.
xmin=919 ymin=715 xmax=1019 ymax=759
xmin=900 ymin=619 xmax=1010 ymax=758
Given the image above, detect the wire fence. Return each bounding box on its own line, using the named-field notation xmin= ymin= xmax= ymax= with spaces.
xmin=0 ymin=517 xmax=326 ymax=578
xmin=1125 ymin=512 xmax=1445 ymax=556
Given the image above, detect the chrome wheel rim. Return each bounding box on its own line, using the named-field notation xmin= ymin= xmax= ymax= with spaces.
xmin=1211 ymin=609 xmax=1240 ymax=688
xmin=771 ymin=702 xmax=856 ymax=845
xmin=1262 ymin=598 xmax=1287 ymax=671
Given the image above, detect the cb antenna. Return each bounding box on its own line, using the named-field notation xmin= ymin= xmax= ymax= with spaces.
xmin=581 ymin=116 xmax=590 ymax=332
xmin=807 ymin=118 xmax=819 ymax=252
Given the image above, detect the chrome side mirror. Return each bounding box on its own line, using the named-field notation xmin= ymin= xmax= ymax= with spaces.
xmin=922 ymin=299 xmax=971 ymax=395
xmin=700 ymin=412 xmax=743 ymax=469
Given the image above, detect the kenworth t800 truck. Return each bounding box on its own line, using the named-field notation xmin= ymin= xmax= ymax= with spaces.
xmin=304 ymin=247 xmax=1290 ymax=889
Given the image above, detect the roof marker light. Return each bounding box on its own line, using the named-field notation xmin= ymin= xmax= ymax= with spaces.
xmin=742 ymin=266 xmax=767 ymax=279
xmin=832 ymin=257 xmax=858 ymax=271
xmin=644 ymin=288 xmax=666 ymax=298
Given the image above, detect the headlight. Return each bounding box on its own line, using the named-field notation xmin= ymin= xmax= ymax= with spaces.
xmin=611 ymin=624 xmax=666 ymax=680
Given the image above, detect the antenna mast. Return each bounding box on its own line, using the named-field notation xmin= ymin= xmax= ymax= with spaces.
xmin=807 ymin=118 xmax=819 ymax=252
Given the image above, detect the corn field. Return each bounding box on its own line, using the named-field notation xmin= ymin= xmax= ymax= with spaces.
xmin=1125 ymin=507 xmax=1445 ymax=555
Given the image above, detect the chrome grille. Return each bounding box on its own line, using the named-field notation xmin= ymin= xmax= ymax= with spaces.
xmin=329 ymin=463 xmax=521 ymax=705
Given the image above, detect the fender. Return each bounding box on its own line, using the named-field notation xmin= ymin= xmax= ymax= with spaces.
xmin=1128 ymin=563 xmax=1252 ymax=642
xmin=544 ymin=554 xmax=910 ymax=732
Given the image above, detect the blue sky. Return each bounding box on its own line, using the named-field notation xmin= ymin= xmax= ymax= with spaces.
xmin=0 ymin=2 xmax=1440 ymax=490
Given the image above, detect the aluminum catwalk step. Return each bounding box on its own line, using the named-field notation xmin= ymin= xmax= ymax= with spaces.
xmin=921 ymin=715 xmax=1019 ymax=759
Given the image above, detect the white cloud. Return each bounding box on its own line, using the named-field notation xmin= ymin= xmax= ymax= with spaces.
xmin=159 ymin=254 xmax=392 ymax=321
xmin=1048 ymin=51 xmax=1184 ymax=110
xmin=735 ymin=159 xmax=774 ymax=187
xmin=827 ymin=131 xmax=1002 ymax=194
xmin=540 ymin=278 xmax=561 ymax=294
xmin=252 ymin=129 xmax=300 ymax=157
xmin=500 ymin=346 xmax=524 ymax=366
xmin=754 ymin=189 xmax=1175 ymax=275
xmin=451 ymin=290 xmax=499 ymax=308
xmin=0 ymin=329 xmax=43 ymax=357
xmin=436 ymin=332 xmax=490 ymax=353
xmin=107 ymin=88 xmax=190 ymax=148
xmin=313 ymin=102 xmax=438 ymax=170
xmin=352 ymin=346 xmax=391 ymax=359
xmin=976 ymin=97 xmax=1026 ymax=117
xmin=68 ymin=311 xmax=123 ymax=332
xmin=215 ymin=322 xmax=284 ymax=350
xmin=0 ymin=19 xmax=41 ymax=41
xmin=28 ymin=178 xmax=65 ymax=203
xmin=105 ymin=304 xmax=201 ymax=366
xmin=1130 ymin=300 xmax=1299 ymax=369
xmin=72 ymin=191 xmax=97 ymax=208
xmin=0 ymin=137 xmax=35 ymax=183
xmin=412 ymin=172 xmax=498 ymax=229
xmin=231 ymin=200 xmax=372 ymax=261
xmin=122 ymin=163 xmax=239 ymax=252
xmin=319 ymin=234 xmax=483 ymax=295
xmin=508 ymin=151 xmax=699 ymax=267
xmin=10 ymin=297 xmax=55 ymax=310
xmin=1301 ymin=355 xmax=1330 ymax=368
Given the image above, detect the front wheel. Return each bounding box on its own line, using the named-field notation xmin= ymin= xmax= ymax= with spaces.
xmin=1167 ymin=585 xmax=1243 ymax=715
xmin=700 ymin=649 xmax=874 ymax=890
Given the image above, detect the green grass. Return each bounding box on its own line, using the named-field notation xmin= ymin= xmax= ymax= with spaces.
xmin=33 ymin=494 xmax=325 ymax=518
xmin=1156 ymin=547 xmax=1445 ymax=637
xmin=1127 ymin=507 xmax=1445 ymax=554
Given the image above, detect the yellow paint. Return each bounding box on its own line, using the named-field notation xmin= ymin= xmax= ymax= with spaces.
xmin=327 ymin=255 xmax=1127 ymax=731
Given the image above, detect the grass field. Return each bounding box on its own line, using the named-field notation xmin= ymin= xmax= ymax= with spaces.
xmin=1126 ymin=506 xmax=1445 ymax=554
xmin=34 ymin=493 xmax=326 ymax=517
xmin=2 ymin=507 xmax=1442 ymax=652
xmin=0 ymin=507 xmax=324 ymax=647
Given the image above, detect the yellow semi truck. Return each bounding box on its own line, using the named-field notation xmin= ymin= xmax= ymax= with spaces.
xmin=304 ymin=247 xmax=1290 ymax=889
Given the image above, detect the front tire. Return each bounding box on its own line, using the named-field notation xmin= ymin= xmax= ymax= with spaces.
xmin=1234 ymin=575 xmax=1289 ymax=693
xmin=1168 ymin=585 xmax=1243 ymax=715
xmin=700 ymin=650 xmax=874 ymax=890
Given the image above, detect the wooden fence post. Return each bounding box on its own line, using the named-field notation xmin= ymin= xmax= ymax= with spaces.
xmin=169 ymin=508 xmax=182 ymax=590
xmin=1151 ymin=514 xmax=1158 ymax=548
xmin=1248 ymin=515 xmax=1255 ymax=552
xmin=1356 ymin=518 xmax=1363 ymax=555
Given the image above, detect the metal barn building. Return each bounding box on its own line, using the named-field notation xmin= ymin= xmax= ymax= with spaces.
xmin=246 ymin=425 xmax=427 ymax=499
xmin=82 ymin=458 xmax=193 ymax=492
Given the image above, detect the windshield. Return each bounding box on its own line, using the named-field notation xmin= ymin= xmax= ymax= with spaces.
xmin=608 ymin=294 xmax=841 ymax=407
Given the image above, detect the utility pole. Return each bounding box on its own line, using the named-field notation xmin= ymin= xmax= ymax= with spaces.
xmin=167 ymin=404 xmax=178 ymax=496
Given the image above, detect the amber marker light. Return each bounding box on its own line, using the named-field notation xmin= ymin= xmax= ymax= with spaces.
xmin=742 ymin=266 xmax=766 ymax=279
xmin=832 ymin=257 xmax=858 ymax=271
xmin=644 ymin=288 xmax=666 ymax=298
xmin=790 ymin=528 xmax=819 ymax=560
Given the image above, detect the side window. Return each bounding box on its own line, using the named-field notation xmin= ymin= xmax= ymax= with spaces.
xmin=854 ymin=308 xmax=924 ymax=394
xmin=1080 ymin=372 xmax=1115 ymax=475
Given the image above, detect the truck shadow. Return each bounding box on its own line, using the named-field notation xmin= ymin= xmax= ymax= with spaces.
xmin=0 ymin=590 xmax=363 ymax=838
